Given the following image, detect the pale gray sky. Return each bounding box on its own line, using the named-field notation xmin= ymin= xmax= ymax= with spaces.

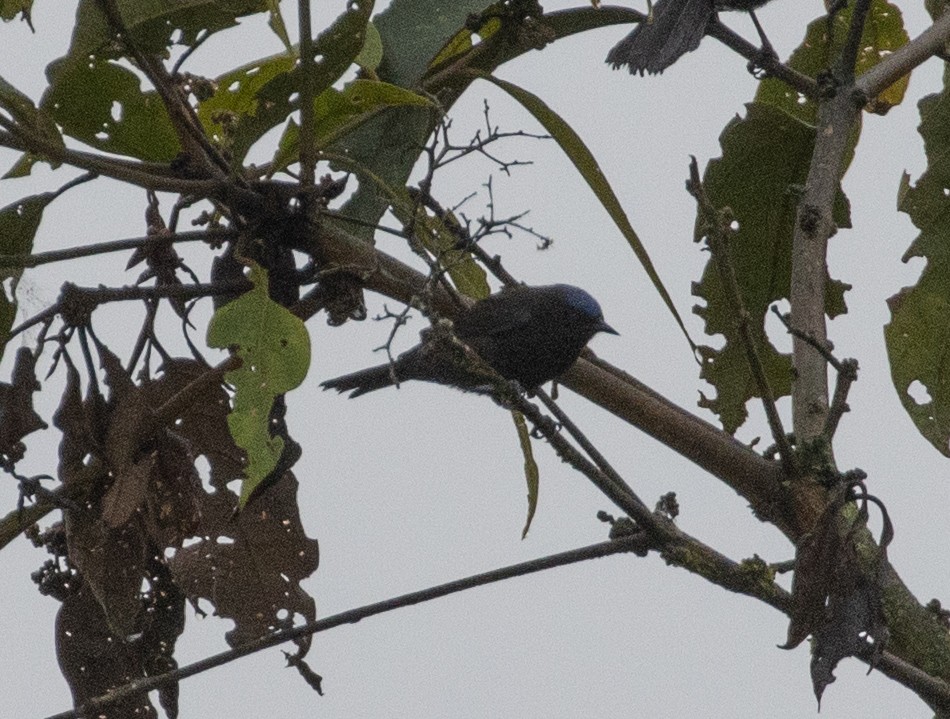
xmin=1 ymin=2 xmax=946 ymax=717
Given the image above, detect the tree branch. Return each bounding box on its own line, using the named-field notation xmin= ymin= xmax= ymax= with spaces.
xmin=0 ymin=228 xmax=234 ymax=270
xmin=42 ymin=537 xmax=651 ymax=719
xmin=857 ymin=8 xmax=950 ymax=101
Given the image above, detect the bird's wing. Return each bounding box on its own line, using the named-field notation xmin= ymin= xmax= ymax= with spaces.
xmin=453 ymin=295 xmax=533 ymax=341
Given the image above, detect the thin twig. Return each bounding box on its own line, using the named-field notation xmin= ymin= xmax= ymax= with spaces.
xmin=42 ymin=538 xmax=649 ymax=719
xmin=534 ymin=389 xmax=645 ymax=508
xmin=705 ymin=17 xmax=817 ymax=97
xmin=686 ymin=158 xmax=796 ymax=477
xmin=0 ymin=228 xmax=234 ymax=270
xmin=9 ymin=280 xmax=248 ymax=339
xmin=770 ymin=306 xmax=857 ymax=440
xmin=839 ymin=0 xmax=873 ymax=82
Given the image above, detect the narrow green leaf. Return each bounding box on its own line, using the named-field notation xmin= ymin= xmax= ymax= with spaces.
xmin=476 ymin=72 xmax=693 ymax=350
xmin=512 ymin=411 xmax=539 ymax=539
xmin=207 ymin=262 xmax=311 ymax=505
xmin=266 ymin=0 xmax=292 ymax=50
xmin=355 ymin=21 xmax=383 ymax=73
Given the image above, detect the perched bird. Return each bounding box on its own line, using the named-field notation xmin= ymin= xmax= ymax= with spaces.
xmin=322 ymin=284 xmax=617 ymax=398
xmin=606 ymin=0 xmax=776 ymax=75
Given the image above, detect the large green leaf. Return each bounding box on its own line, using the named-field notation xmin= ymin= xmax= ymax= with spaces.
xmin=757 ymin=0 xmax=909 ymax=123
xmin=694 ymin=103 xmax=851 ymax=433
xmin=197 ymin=0 xmax=373 ymax=165
xmin=886 ymin=65 xmax=950 ymax=456
xmin=42 ymin=57 xmax=180 ymax=162
xmin=68 ymin=0 xmax=274 ymax=58
xmin=207 ymin=262 xmax=311 ymax=506
xmin=271 ymin=79 xmax=434 ymax=174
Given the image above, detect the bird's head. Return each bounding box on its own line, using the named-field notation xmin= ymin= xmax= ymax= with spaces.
xmin=552 ymin=284 xmax=618 ymax=337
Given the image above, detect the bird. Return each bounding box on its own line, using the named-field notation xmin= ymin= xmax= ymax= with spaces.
xmin=606 ymin=0 xmax=777 ymax=75
xmin=321 ymin=284 xmax=617 ymax=398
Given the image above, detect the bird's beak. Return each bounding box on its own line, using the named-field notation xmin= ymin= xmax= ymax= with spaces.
xmin=597 ymin=319 xmax=619 ymax=336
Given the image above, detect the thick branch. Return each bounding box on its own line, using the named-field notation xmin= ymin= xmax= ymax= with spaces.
xmin=789 ymin=89 xmax=858 ymax=443
xmin=306 ymin=215 xmax=795 ymax=531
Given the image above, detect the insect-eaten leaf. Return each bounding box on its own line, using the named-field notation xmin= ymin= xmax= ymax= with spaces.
xmin=207 ymin=262 xmax=310 ymax=506
xmin=693 ymin=103 xmax=851 ymax=433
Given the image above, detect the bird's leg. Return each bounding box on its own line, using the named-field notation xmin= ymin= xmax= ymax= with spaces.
xmin=646 ymin=0 xmax=654 ymax=24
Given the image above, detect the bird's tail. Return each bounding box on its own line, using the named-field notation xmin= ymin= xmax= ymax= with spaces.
xmin=606 ymin=0 xmax=713 ymax=75
xmin=321 ymin=363 xmax=399 ymax=398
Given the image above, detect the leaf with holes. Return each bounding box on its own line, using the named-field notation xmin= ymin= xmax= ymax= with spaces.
xmin=207 ymin=262 xmax=310 ymax=506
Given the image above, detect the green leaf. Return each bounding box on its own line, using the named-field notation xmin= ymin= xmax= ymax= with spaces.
xmin=886 ymin=66 xmax=950 ymax=456
xmin=756 ymin=0 xmax=909 ymax=123
xmin=68 ymin=0 xmax=275 ymax=59
xmin=0 ymin=75 xmax=64 ymax=164
xmin=355 ymin=21 xmax=383 ymax=73
xmin=1 ymin=0 xmax=32 ymax=22
xmin=694 ymin=103 xmax=851 ymax=433
xmin=266 ymin=0 xmax=291 ymax=51
xmin=271 ymin=79 xmax=435 ymax=174
xmin=42 ymin=57 xmax=181 ymax=162
xmin=197 ymin=52 xmax=298 ymax=163
xmin=197 ymin=0 xmax=374 ymax=165
xmin=512 ymin=411 xmax=539 ymax=539
xmin=476 ymin=72 xmax=693 ymax=350
xmin=0 ymin=191 xmax=57 ymax=358
xmin=207 ymin=262 xmax=311 ymax=506
xmin=374 ymin=0 xmax=491 ymax=87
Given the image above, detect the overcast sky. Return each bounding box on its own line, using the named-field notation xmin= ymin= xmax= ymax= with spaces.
xmin=1 ymin=2 xmax=947 ymax=717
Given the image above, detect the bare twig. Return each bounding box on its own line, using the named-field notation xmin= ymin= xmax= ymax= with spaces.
xmin=770 ymin=306 xmax=858 ymax=440
xmin=0 ymin=228 xmax=234 ymax=271
xmin=42 ymin=538 xmax=649 ymax=719
xmin=839 ymin=0 xmax=872 ymax=81
xmin=686 ymin=157 xmax=795 ymax=477
xmin=534 ymin=389 xmax=644 ymax=507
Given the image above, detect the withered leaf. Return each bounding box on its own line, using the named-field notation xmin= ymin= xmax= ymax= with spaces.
xmin=102 ymin=454 xmax=155 ymax=529
xmin=57 ymin=581 xmax=158 ymax=719
xmin=169 ymin=472 xmax=318 ymax=651
xmin=65 ymin=509 xmax=148 ymax=638
xmin=0 ymin=346 xmax=47 ymax=463
xmin=781 ymin=488 xmax=888 ymax=706
xmin=143 ymin=358 xmax=245 ymax=490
